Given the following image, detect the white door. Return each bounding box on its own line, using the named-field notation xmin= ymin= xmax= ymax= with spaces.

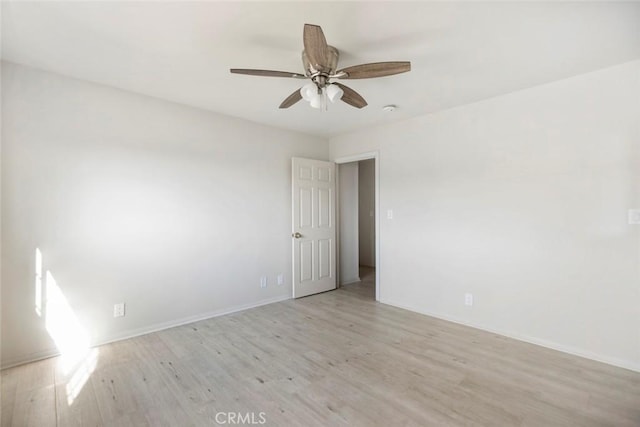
xmin=292 ymin=157 xmax=336 ymax=298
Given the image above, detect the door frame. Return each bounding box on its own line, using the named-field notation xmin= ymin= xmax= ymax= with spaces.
xmin=334 ymin=152 xmax=380 ymax=302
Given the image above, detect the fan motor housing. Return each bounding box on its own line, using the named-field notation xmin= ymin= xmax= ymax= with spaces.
xmin=302 ymin=45 xmax=339 ymax=78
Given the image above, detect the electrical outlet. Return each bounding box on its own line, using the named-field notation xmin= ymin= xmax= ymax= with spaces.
xmin=260 ymin=276 xmax=267 ymax=288
xmin=387 ymin=209 xmax=393 ymax=219
xmin=628 ymin=209 xmax=640 ymax=224
xmin=277 ymin=274 xmax=284 ymax=286
xmin=114 ymin=303 xmax=125 ymax=317
xmin=465 ymin=293 xmax=473 ymax=307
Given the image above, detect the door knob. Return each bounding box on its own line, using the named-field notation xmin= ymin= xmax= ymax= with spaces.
xmin=292 ymin=232 xmax=302 ymax=239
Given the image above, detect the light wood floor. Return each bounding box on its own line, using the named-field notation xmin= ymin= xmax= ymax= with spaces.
xmin=3 ymin=267 xmax=640 ymax=426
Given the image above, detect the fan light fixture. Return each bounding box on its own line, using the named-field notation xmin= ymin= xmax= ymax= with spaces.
xmin=326 ymin=84 xmax=344 ymax=103
xmin=299 ymin=83 xmax=344 ymax=110
xmin=300 ymin=82 xmax=316 ymax=101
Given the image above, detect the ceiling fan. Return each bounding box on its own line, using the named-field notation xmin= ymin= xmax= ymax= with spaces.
xmin=230 ymin=24 xmax=411 ymax=110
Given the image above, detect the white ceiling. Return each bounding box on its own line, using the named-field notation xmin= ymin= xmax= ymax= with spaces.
xmin=2 ymin=1 xmax=639 ymax=138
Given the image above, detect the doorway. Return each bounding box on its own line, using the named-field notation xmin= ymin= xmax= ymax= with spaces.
xmin=357 ymin=158 xmax=376 ymax=297
xmin=335 ymin=153 xmax=379 ymax=301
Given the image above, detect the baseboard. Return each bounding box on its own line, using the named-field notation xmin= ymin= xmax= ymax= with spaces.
xmin=95 ymin=294 xmax=291 ymax=348
xmin=340 ymin=276 xmax=361 ymax=286
xmin=380 ymin=298 xmax=640 ymax=373
xmin=1 ymin=294 xmax=291 ymax=370
xmin=1 ymin=348 xmax=60 ymax=370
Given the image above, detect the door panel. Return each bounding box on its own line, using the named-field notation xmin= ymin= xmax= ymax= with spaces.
xmin=318 ymin=188 xmax=332 ymax=228
xmin=299 ymin=188 xmax=313 ymax=228
xmin=318 ymin=239 xmax=331 ymax=279
xmin=292 ymin=158 xmax=336 ymax=298
xmin=300 ymin=240 xmax=314 ymax=283
xmin=317 ymin=166 xmax=332 ymax=182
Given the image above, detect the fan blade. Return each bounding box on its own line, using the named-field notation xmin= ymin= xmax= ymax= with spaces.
xmin=334 ymin=83 xmax=367 ymax=109
xmin=279 ymin=89 xmax=303 ymax=109
xmin=303 ymin=24 xmax=329 ymax=72
xmin=336 ymin=61 xmax=411 ymax=79
xmin=230 ymin=69 xmax=307 ymax=79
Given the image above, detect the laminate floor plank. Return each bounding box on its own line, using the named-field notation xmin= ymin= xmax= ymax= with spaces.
xmin=9 ymin=385 xmax=56 ymax=427
xmin=2 ymin=267 xmax=639 ymax=426
xmin=2 ymin=357 xmax=57 ymax=427
xmin=0 ymin=367 xmax=19 ymax=426
xmin=54 ymin=377 xmax=102 ymax=427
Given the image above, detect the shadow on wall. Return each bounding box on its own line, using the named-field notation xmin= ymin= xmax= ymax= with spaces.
xmin=35 ymin=247 xmax=99 ymax=406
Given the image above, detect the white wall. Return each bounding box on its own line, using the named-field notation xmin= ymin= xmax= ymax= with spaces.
xmin=1 ymin=62 xmax=328 ymax=367
xmin=338 ymin=162 xmax=359 ymax=285
xmin=0 ymin=56 xmax=3 ymax=375
xmin=358 ymin=159 xmax=375 ymax=267
xmin=330 ymin=61 xmax=640 ymax=371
